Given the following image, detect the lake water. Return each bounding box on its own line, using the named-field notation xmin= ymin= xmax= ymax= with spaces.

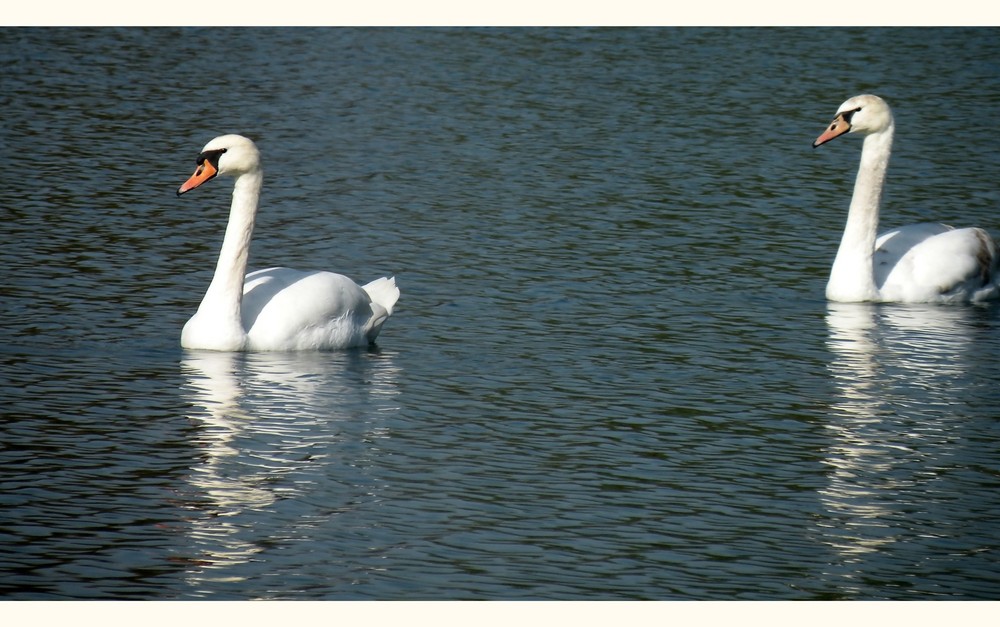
xmin=1 ymin=27 xmax=999 ymax=600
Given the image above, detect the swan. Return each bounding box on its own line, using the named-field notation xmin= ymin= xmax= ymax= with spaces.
xmin=813 ymin=94 xmax=999 ymax=303
xmin=176 ymin=134 xmax=399 ymax=351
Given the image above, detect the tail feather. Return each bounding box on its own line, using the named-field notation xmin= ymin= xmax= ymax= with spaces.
xmin=363 ymin=276 xmax=400 ymax=316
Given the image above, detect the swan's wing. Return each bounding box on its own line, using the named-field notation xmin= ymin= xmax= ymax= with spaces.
xmin=879 ymin=226 xmax=999 ymax=301
xmin=242 ymin=268 xmax=381 ymax=349
xmin=873 ymin=223 xmax=952 ymax=290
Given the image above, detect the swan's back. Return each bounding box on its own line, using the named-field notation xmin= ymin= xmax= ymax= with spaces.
xmin=242 ymin=268 xmax=399 ymax=351
xmin=877 ymin=224 xmax=1000 ymax=303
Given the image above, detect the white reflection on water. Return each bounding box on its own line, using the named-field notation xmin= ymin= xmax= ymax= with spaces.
xmin=819 ymin=303 xmax=984 ymax=577
xmin=180 ymin=352 xmax=270 ymax=575
xmin=178 ymin=349 xmax=400 ymax=591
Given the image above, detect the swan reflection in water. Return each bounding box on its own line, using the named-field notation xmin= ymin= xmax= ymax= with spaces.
xmin=818 ymin=303 xmax=995 ymax=591
xmin=178 ymin=348 xmax=400 ymax=590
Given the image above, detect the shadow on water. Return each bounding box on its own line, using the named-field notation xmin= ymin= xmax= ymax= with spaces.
xmin=814 ymin=303 xmax=1000 ymax=598
xmin=176 ymin=348 xmax=402 ymax=598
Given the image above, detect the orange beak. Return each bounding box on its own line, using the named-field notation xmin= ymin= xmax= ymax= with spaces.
xmin=813 ymin=114 xmax=852 ymax=148
xmin=177 ymin=159 xmax=219 ymax=196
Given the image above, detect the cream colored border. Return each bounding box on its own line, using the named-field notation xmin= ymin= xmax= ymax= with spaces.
xmin=2 ymin=600 xmax=999 ymax=625
xmin=3 ymin=2 xmax=1000 ymax=26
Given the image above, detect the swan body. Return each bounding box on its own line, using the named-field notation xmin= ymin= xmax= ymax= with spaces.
xmin=177 ymin=134 xmax=399 ymax=351
xmin=813 ymin=94 xmax=999 ymax=303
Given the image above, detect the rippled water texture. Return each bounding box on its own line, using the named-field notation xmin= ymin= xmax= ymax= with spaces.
xmin=1 ymin=27 xmax=999 ymax=600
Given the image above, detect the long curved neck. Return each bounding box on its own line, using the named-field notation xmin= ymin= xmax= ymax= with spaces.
xmin=827 ymin=125 xmax=893 ymax=301
xmin=198 ymin=171 xmax=262 ymax=327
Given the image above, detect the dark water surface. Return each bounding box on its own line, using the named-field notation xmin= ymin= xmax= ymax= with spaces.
xmin=1 ymin=27 xmax=999 ymax=600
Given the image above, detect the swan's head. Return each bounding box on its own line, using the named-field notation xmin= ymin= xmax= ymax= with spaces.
xmin=812 ymin=94 xmax=893 ymax=148
xmin=177 ymin=134 xmax=261 ymax=196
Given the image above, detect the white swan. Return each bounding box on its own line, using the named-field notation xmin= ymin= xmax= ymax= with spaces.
xmin=813 ymin=94 xmax=999 ymax=303
xmin=177 ymin=134 xmax=399 ymax=351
